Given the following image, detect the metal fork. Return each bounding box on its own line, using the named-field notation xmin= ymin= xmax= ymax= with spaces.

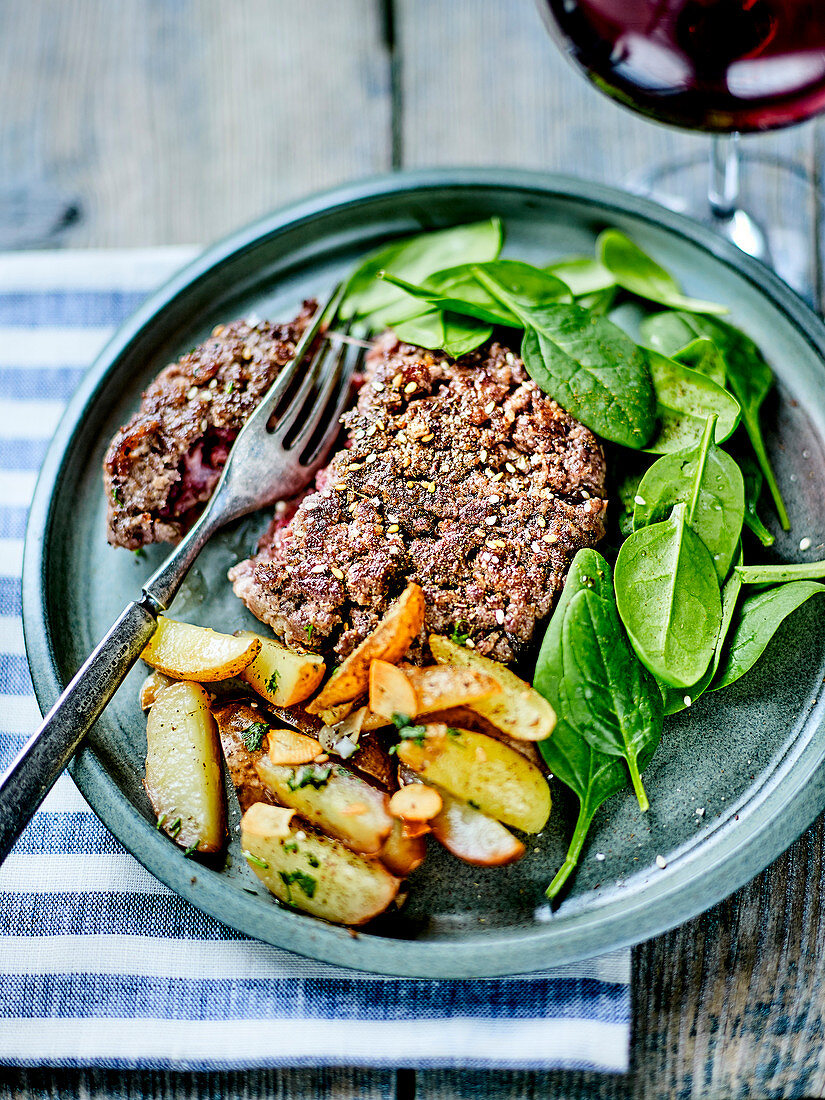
xmin=0 ymin=284 xmax=361 ymax=863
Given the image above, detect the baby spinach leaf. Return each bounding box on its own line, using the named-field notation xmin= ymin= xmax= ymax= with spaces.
xmin=615 ymin=502 xmax=723 ymax=689
xmin=644 ymin=349 xmax=740 ymax=454
xmin=597 ymin=229 xmax=728 ymax=315
xmin=738 ymin=454 xmax=775 ymax=547
xmin=577 ymin=286 xmax=617 ymax=315
xmin=392 ymin=309 xmax=493 ymax=358
xmin=659 ymin=563 xmax=742 ymax=714
xmin=672 ymin=337 xmax=726 ymax=387
xmin=535 ymin=550 xmax=632 ymax=898
xmin=340 ymin=218 xmax=503 ymax=322
xmin=545 ymin=256 xmax=616 ymax=297
xmin=639 ymin=311 xmax=698 ymax=355
xmin=560 ymin=588 xmax=663 ymax=811
xmin=633 ymin=416 xmax=745 ymax=581
xmin=711 ymin=581 xmax=825 ymax=691
xmin=735 ymin=560 xmax=825 ymax=584
xmin=475 ymin=268 xmax=656 ymax=448
xmin=534 ymin=547 xmax=615 ymax=707
xmin=651 ymin=312 xmax=789 ymax=530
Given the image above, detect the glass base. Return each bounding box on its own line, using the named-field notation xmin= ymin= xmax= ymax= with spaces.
xmin=626 ymin=153 xmax=821 ymax=301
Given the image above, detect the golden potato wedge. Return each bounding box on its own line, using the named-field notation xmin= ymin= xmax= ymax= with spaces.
xmin=141 ymin=617 xmax=260 ymax=682
xmin=144 ymin=681 xmax=226 ymax=853
xmin=235 ymin=631 xmax=325 ymax=707
xmin=316 ymin=700 xmax=358 ymax=726
xmin=241 ymin=803 xmax=399 ymax=925
xmin=306 ymin=583 xmax=425 ymax=713
xmin=406 ymin=665 xmax=500 ymax=715
xmin=255 ymin=756 xmax=393 ymax=854
xmin=379 ymin=819 xmax=427 ymax=877
xmin=361 ymin=709 xmax=393 ymax=731
xmin=389 ymin=783 xmax=442 ymax=822
xmin=429 ymin=634 xmax=556 ymax=742
xmin=139 ymin=670 xmax=173 ymax=710
xmin=268 ymin=727 xmax=324 ymax=766
xmin=349 ymin=732 xmax=396 ymax=790
xmin=213 ymin=700 xmax=277 ymax=813
xmin=369 ymin=659 xmax=418 ymax=719
xmin=430 ymin=789 xmax=526 ymax=866
xmin=397 ymin=724 xmax=551 ymax=834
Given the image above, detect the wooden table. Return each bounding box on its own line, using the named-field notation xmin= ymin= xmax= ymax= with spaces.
xmin=1 ymin=3 xmax=824 ymax=1097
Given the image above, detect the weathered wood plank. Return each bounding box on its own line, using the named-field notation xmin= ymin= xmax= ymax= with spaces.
xmin=0 ymin=1068 xmax=395 ymax=1100
xmin=0 ymin=0 xmax=392 ymax=248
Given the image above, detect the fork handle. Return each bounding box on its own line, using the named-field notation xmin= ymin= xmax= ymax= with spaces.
xmin=0 ymin=599 xmax=158 ymax=864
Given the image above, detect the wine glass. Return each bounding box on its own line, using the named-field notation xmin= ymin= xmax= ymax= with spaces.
xmin=536 ymin=0 xmax=825 ymax=291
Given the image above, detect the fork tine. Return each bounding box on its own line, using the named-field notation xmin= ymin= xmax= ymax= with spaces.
xmin=299 ymin=343 xmax=367 ymax=468
xmin=272 ymin=326 xmax=345 ymax=443
xmin=243 ymin=282 xmax=343 ymax=435
xmin=289 ymin=330 xmax=356 ymax=453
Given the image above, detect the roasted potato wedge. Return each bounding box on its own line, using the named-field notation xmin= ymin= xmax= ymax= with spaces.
xmin=406 ymin=665 xmax=500 ymax=715
xmin=379 ymin=819 xmax=427 ymax=877
xmin=255 ymin=756 xmax=394 ymax=854
xmin=369 ymin=659 xmax=418 ymax=719
xmin=397 ymin=724 xmax=551 ymax=834
xmin=430 ymin=789 xmax=526 ymax=866
xmin=144 ymin=681 xmax=225 ymax=852
xmin=139 ymin=670 xmax=173 ymax=710
xmin=241 ymin=803 xmax=400 ymax=925
xmin=349 ymin=731 xmax=396 ymax=790
xmin=429 ymin=634 xmax=556 ymax=742
xmin=307 ymin=583 xmax=425 ymax=712
xmin=236 ymin=631 xmax=325 ymax=707
xmin=213 ymin=700 xmax=278 ymax=812
xmin=141 ymin=617 xmax=260 ymax=682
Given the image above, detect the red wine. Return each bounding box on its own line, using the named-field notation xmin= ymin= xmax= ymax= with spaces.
xmin=540 ymin=0 xmax=825 ymax=132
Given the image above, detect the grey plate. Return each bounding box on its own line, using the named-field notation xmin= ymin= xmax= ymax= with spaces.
xmin=22 ymin=169 xmax=825 ymax=978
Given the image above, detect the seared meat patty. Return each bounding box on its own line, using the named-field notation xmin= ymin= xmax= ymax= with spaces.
xmin=104 ymin=303 xmax=315 ymax=549
xmin=229 ymin=332 xmax=607 ymax=666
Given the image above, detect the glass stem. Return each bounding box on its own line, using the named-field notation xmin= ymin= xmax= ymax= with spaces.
xmin=708 ymin=133 xmax=741 ymax=220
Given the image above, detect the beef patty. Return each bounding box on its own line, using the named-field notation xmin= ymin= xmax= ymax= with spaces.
xmin=104 ymin=304 xmax=314 ymax=549
xmin=229 ymin=331 xmax=607 ymax=666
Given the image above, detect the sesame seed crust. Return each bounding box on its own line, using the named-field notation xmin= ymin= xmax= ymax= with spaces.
xmin=229 ymin=331 xmax=607 ymax=666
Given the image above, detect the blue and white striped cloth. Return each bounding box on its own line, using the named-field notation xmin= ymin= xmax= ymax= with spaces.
xmin=0 ymin=247 xmax=630 ymax=1072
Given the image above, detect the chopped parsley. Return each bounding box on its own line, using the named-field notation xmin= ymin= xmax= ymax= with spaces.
xmin=287 ymin=763 xmax=332 ymax=790
xmin=449 ymin=620 xmax=471 ymax=646
xmin=111 ymin=487 xmax=123 ymax=506
xmin=224 ymin=380 xmax=235 ymax=395
xmin=283 ymin=840 xmax=299 ymax=853
xmin=133 ymin=547 xmax=145 ymax=559
xmin=279 ymin=870 xmax=317 ymax=898
xmin=242 ymin=722 xmax=269 ymax=752
xmin=184 ymin=844 xmax=199 ymax=858
xmin=244 ymin=850 xmax=269 ymax=869
xmin=168 ymin=817 xmax=182 ymax=839
xmin=389 ymin=721 xmax=428 ymax=754
xmin=266 ymin=669 xmax=280 ymax=695
xmin=468 ymin=799 xmax=481 ymax=811
xmin=447 ymin=727 xmax=461 ymax=738
xmin=305 ymin=623 xmax=315 ymax=643
xmin=155 ymin=813 xmax=167 ymax=830
xmin=307 ymin=853 xmax=320 ymax=868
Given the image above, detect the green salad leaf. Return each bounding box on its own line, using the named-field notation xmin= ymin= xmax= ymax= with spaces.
xmin=643 ymin=349 xmax=740 ymax=454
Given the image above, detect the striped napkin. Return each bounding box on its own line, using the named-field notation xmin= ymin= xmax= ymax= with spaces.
xmin=0 ymin=247 xmax=630 ymax=1072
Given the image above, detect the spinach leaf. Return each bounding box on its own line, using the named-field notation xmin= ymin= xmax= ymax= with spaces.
xmin=633 ymin=415 xmax=745 ymax=581
xmin=474 ymin=268 xmax=656 ymax=448
xmin=597 ymin=230 xmax=728 ymax=315
xmin=739 ymin=454 xmax=775 ymax=547
xmin=380 ymin=259 xmax=570 ymax=327
xmin=615 ymin=502 xmax=723 ymax=689
xmin=560 ymin=588 xmax=663 ymax=811
xmin=711 ymin=581 xmax=825 ymax=691
xmin=640 ymin=311 xmax=697 ymax=355
xmin=534 ymin=547 xmax=614 ymax=707
xmin=644 ymin=349 xmax=740 ymax=454
xmin=647 ymin=312 xmax=789 ymax=530
xmin=535 ymin=550 xmax=631 ymax=898
xmin=340 ymin=218 xmax=503 ymax=322
xmin=735 ymin=560 xmax=825 ymax=584
xmin=659 ymin=562 xmax=742 ymax=714
xmin=577 ymin=286 xmax=617 ymax=315
xmin=672 ymin=337 xmax=726 ymax=387
xmin=545 ymin=256 xmax=616 ymax=297
xmin=392 ymin=309 xmax=493 ymax=358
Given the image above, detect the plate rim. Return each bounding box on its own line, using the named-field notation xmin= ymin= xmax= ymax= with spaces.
xmin=21 ymin=167 xmax=825 ymax=977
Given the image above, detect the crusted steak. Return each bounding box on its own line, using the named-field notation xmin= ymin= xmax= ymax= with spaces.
xmin=229 ymin=333 xmax=607 ymax=666
xmin=104 ymin=304 xmax=315 ymax=549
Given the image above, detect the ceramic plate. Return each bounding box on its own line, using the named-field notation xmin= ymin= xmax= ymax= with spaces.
xmin=22 ymin=170 xmax=825 ymax=977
